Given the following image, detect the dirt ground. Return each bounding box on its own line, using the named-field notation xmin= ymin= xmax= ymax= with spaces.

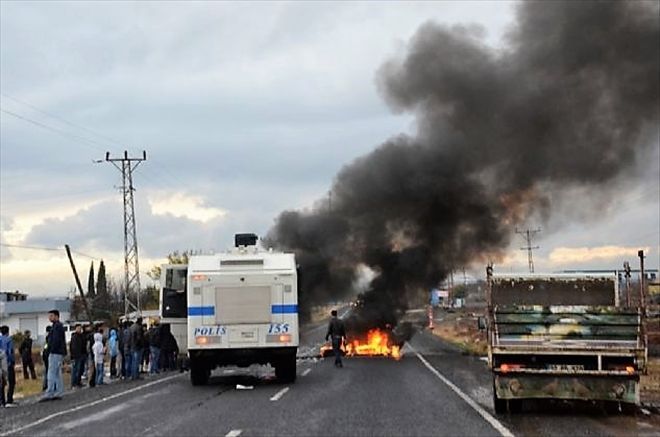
xmin=11 ymin=362 xmax=72 ymax=400
xmin=431 ymin=310 xmax=487 ymax=355
xmin=642 ymin=358 xmax=660 ymax=406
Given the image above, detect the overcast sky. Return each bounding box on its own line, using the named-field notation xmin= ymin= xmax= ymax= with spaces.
xmin=1 ymin=1 xmax=658 ymax=296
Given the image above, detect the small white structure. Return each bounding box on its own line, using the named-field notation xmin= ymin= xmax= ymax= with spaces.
xmin=0 ymin=291 xmax=71 ymax=345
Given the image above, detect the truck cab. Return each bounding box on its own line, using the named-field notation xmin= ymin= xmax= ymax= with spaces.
xmin=160 ymin=264 xmax=189 ymax=357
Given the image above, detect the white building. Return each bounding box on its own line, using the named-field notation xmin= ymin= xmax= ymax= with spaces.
xmin=0 ymin=291 xmax=72 ymax=345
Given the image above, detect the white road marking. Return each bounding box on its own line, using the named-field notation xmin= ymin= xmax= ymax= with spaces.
xmin=302 ymin=368 xmax=312 ymax=377
xmin=0 ymin=373 xmax=183 ymax=437
xmin=60 ymin=403 xmax=127 ymax=430
xmin=413 ymin=350 xmax=514 ymax=437
xmin=225 ymin=430 xmax=243 ymax=437
xmin=269 ymin=387 xmax=290 ymax=401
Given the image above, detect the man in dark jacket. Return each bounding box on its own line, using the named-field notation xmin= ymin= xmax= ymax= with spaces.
xmin=19 ymin=330 xmax=37 ymax=380
xmin=85 ymin=325 xmax=96 ymax=387
xmin=0 ymin=325 xmax=16 ymax=406
xmin=147 ymin=323 xmax=161 ymax=374
xmin=42 ymin=326 xmax=51 ymax=391
xmin=325 ymin=310 xmax=346 ymax=368
xmin=130 ymin=318 xmax=144 ymax=380
xmin=121 ymin=321 xmax=133 ymax=379
xmin=40 ymin=309 xmax=65 ymax=401
xmin=69 ymin=324 xmax=86 ymax=388
xmin=159 ymin=324 xmax=179 ymax=371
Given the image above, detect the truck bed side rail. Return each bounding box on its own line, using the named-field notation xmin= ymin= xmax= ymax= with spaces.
xmin=493 ymin=305 xmax=642 ymax=349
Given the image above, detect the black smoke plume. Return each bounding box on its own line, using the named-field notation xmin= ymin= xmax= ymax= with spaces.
xmin=266 ymin=1 xmax=659 ymax=328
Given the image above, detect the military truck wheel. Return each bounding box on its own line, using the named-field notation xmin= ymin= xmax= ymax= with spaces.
xmin=275 ymin=356 xmax=297 ymax=383
xmin=493 ymin=391 xmax=507 ymax=414
xmin=508 ymin=398 xmax=523 ymax=413
xmin=190 ymin=358 xmax=210 ymax=386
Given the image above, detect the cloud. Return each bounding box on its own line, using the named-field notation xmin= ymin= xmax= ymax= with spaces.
xmin=548 ymin=246 xmax=651 ymax=266
xmin=1 ymin=1 xmax=657 ymax=294
xmin=148 ymin=192 xmax=226 ymax=223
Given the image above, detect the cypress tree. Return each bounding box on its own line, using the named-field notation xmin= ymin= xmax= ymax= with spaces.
xmin=87 ymin=261 xmax=96 ymax=298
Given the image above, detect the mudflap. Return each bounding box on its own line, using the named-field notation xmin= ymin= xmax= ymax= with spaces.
xmin=494 ymin=373 xmax=639 ymax=404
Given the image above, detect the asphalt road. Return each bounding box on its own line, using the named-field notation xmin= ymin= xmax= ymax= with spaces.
xmin=1 ymin=314 xmax=659 ymax=437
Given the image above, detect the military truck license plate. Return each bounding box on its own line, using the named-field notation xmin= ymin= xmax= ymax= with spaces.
xmin=547 ymin=364 xmax=584 ymax=371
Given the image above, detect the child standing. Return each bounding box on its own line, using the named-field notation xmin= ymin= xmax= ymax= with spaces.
xmin=92 ymin=333 xmax=105 ymax=386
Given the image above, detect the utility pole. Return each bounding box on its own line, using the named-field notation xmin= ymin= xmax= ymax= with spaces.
xmin=623 ymin=261 xmax=632 ymax=307
xmin=103 ymin=150 xmax=147 ymax=316
xmin=639 ymin=250 xmax=646 ymax=317
xmin=516 ymin=227 xmax=541 ymax=273
xmin=65 ymin=244 xmax=94 ymax=324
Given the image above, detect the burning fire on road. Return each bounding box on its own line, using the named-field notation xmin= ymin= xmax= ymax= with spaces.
xmin=320 ymin=328 xmax=401 ymax=360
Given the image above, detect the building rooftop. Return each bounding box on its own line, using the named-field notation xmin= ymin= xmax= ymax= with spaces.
xmin=0 ymin=296 xmax=71 ymax=318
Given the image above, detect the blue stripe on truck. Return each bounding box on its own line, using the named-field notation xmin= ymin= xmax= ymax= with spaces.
xmin=188 ymin=306 xmax=215 ymax=316
xmin=187 ymin=304 xmax=298 ymax=316
xmin=271 ymin=304 xmax=298 ymax=314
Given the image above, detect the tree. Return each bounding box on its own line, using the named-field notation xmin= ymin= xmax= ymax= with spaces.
xmin=70 ymin=285 xmax=87 ymax=321
xmin=140 ymin=285 xmax=160 ymax=311
xmin=148 ymin=250 xmax=193 ymax=282
xmin=97 ymin=260 xmax=107 ymax=296
xmin=94 ymin=260 xmax=112 ymax=321
xmin=87 ymin=261 xmax=96 ymax=298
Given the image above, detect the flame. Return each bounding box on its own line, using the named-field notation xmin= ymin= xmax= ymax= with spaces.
xmin=345 ymin=328 xmax=401 ymax=360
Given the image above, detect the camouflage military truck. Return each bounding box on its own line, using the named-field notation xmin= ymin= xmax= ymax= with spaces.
xmin=485 ymin=270 xmax=647 ymax=413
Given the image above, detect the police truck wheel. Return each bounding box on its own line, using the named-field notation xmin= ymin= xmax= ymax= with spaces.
xmin=190 ymin=358 xmax=210 ymax=386
xmin=275 ymin=357 xmax=297 ymax=383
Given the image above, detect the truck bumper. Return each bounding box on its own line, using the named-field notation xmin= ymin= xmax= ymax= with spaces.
xmin=189 ymin=346 xmax=297 ymax=368
xmin=494 ymin=373 xmax=639 ymax=404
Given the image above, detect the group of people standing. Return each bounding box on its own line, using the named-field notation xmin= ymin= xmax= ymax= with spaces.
xmin=119 ymin=318 xmax=180 ymax=379
xmin=1 ymin=326 xmax=41 ymax=407
xmin=1 ymin=310 xmax=181 ymax=405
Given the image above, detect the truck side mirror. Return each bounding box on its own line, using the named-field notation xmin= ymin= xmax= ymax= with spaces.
xmin=477 ymin=316 xmax=486 ymax=331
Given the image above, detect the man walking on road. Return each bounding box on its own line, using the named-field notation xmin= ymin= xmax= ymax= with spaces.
xmin=325 ymin=310 xmax=346 ymax=368
xmin=0 ymin=325 xmax=16 ymax=407
xmin=70 ymin=324 xmax=86 ymax=388
xmin=19 ymin=330 xmax=37 ymax=380
xmin=40 ymin=309 xmax=65 ymax=402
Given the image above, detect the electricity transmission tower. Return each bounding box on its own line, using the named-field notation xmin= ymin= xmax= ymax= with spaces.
xmin=516 ymin=227 xmax=541 ymax=273
xmin=104 ymin=150 xmax=147 ymax=316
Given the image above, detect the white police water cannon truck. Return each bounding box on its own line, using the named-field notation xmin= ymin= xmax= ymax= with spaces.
xmin=182 ymin=233 xmax=299 ymax=385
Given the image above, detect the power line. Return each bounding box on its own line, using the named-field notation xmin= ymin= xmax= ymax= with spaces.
xmin=0 ymin=243 xmax=60 ymax=252
xmin=515 ymin=227 xmax=541 ymax=273
xmin=0 ymin=243 xmax=101 ymax=260
xmin=1 ymin=108 xmax=109 ymax=152
xmin=2 ymin=95 xmax=191 ymax=191
xmin=1 ymin=93 xmax=125 ymax=147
